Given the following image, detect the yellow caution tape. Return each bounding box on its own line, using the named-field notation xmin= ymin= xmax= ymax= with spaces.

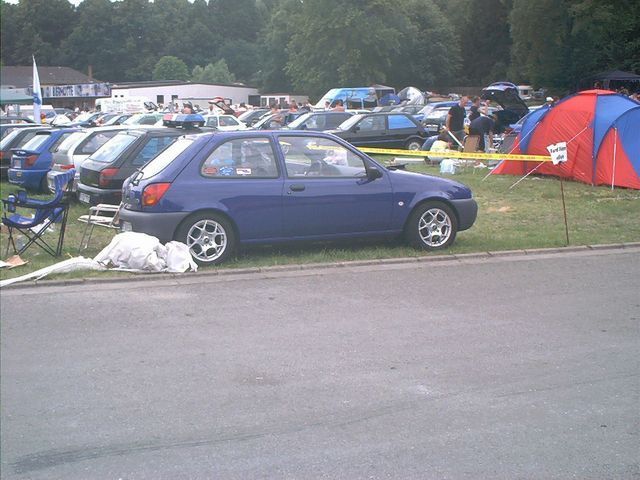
xmin=358 ymin=146 xmax=552 ymax=162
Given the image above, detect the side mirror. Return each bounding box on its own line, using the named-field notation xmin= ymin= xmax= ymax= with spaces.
xmin=367 ymin=166 xmax=383 ymax=180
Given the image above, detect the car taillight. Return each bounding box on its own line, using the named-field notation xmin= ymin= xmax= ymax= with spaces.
xmin=25 ymin=155 xmax=39 ymax=167
xmin=0 ymin=151 xmax=4 ymax=159
xmin=60 ymin=164 xmax=75 ymax=170
xmin=99 ymin=167 xmax=120 ymax=187
xmin=142 ymin=183 xmax=171 ymax=207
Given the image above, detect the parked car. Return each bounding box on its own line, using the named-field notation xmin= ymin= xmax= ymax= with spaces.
xmin=122 ymin=112 xmax=165 ymax=126
xmin=284 ymin=111 xmax=354 ymax=131
xmin=8 ymin=127 xmax=80 ymax=191
xmin=251 ymin=110 xmax=306 ymax=130
xmin=46 ymin=125 xmax=137 ymax=193
xmin=0 ymin=125 xmax=52 ymax=179
xmin=119 ymin=131 xmax=477 ymax=265
xmin=421 ymin=107 xmax=451 ymax=136
xmin=1 ymin=121 xmax=39 ymax=140
xmin=0 ymin=116 xmax=36 ymax=136
xmin=77 ymin=127 xmax=188 ymax=205
xmin=102 ymin=113 xmax=133 ymax=126
xmin=237 ymin=108 xmax=269 ymax=127
xmin=202 ymin=114 xmax=247 ymax=131
xmin=326 ymin=112 xmax=428 ymax=150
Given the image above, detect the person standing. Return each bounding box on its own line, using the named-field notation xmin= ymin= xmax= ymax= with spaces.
xmin=445 ymin=95 xmax=468 ymax=147
xmin=468 ymin=96 xmax=481 ymax=122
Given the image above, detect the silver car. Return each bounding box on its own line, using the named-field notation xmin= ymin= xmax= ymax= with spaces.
xmin=46 ymin=125 xmax=133 ymax=193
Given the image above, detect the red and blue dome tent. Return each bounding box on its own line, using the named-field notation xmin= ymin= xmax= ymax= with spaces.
xmin=491 ymin=90 xmax=640 ymax=190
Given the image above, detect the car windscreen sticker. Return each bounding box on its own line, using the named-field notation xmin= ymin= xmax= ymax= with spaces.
xmin=236 ymin=168 xmax=252 ymax=176
xmin=219 ymin=166 xmax=235 ymax=176
xmin=203 ymin=166 xmax=218 ymax=175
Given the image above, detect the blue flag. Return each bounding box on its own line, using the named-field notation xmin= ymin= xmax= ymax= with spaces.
xmin=32 ymin=56 xmax=42 ymax=124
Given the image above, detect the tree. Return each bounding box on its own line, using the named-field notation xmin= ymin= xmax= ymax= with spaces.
xmin=284 ymin=0 xmax=410 ymax=97
xmin=218 ymin=40 xmax=261 ymax=84
xmin=509 ymin=0 xmax=572 ymax=88
xmin=192 ymin=60 xmax=236 ymax=84
xmin=153 ymin=56 xmax=190 ymax=81
xmin=0 ymin=0 xmax=76 ymax=65
xmin=389 ymin=0 xmax=462 ymax=89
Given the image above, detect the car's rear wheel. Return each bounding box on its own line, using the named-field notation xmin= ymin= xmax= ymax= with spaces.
xmin=175 ymin=212 xmax=236 ymax=265
xmin=406 ymin=201 xmax=458 ymax=250
xmin=405 ymin=138 xmax=423 ymax=151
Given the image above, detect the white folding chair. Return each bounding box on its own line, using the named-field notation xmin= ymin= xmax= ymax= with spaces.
xmin=78 ymin=203 xmax=121 ymax=251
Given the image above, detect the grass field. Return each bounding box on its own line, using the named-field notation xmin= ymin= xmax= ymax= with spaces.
xmin=1 ymin=160 xmax=639 ymax=282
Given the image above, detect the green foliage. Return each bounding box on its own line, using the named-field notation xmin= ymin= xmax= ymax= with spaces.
xmin=152 ymin=56 xmax=190 ymax=81
xmin=191 ymin=59 xmax=236 ymax=84
xmin=0 ymin=0 xmax=637 ymax=93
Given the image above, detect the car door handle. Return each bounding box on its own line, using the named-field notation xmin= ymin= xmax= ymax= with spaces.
xmin=289 ymin=184 xmax=305 ymax=192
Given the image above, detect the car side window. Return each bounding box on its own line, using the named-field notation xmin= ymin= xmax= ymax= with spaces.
xmin=132 ymin=136 xmax=177 ymax=166
xmin=358 ymin=116 xmax=385 ymax=131
xmin=279 ymin=136 xmax=366 ymax=178
xmin=201 ymin=137 xmax=279 ymax=178
xmin=388 ymin=115 xmax=415 ymax=129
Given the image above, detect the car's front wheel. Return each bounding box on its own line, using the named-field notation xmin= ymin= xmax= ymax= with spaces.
xmin=406 ymin=201 xmax=458 ymax=250
xmin=175 ymin=212 xmax=236 ymax=265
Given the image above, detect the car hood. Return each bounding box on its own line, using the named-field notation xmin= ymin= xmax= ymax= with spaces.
xmin=481 ymin=82 xmax=529 ymax=119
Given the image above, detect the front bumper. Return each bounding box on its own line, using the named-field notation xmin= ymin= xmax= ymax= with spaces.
xmin=450 ymin=198 xmax=478 ymax=231
xmin=119 ymin=208 xmax=190 ymax=244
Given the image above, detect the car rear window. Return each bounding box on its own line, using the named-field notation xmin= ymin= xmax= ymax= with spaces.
xmin=21 ymin=132 xmax=51 ymax=151
xmin=50 ymin=132 xmax=75 ymax=152
xmin=0 ymin=129 xmax=22 ymax=149
xmin=132 ymin=135 xmax=178 ymax=166
xmin=140 ymin=137 xmax=195 ymax=179
xmin=89 ymin=132 xmax=138 ymax=163
xmin=56 ymin=131 xmax=86 ymax=153
xmin=78 ymin=130 xmax=120 ymax=154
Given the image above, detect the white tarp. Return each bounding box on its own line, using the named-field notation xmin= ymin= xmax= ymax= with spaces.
xmin=0 ymin=233 xmax=197 ymax=288
xmin=94 ymin=232 xmax=197 ymax=273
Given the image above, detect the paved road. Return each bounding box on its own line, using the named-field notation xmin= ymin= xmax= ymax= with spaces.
xmin=1 ymin=248 xmax=639 ymax=479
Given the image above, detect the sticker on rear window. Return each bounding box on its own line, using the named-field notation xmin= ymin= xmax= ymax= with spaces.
xmin=236 ymin=168 xmax=252 ymax=176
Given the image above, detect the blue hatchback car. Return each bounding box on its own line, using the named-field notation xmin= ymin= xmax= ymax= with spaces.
xmin=120 ymin=130 xmax=478 ymax=265
xmin=8 ymin=128 xmax=79 ymax=191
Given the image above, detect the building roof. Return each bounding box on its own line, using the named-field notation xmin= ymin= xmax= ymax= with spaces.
xmin=111 ymin=80 xmax=256 ymax=89
xmin=0 ymin=66 xmax=100 ymax=88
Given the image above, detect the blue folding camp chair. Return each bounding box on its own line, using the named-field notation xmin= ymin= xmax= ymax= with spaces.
xmin=2 ymin=169 xmax=75 ymax=257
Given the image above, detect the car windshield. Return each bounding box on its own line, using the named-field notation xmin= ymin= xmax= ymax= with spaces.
xmin=286 ymin=113 xmax=313 ymax=129
xmin=425 ymin=109 xmax=450 ymax=121
xmin=89 ymin=132 xmax=139 ymax=163
xmin=335 ymin=114 xmax=365 ymax=131
xmin=253 ymin=114 xmax=275 ymax=129
xmin=140 ymin=137 xmax=195 ymax=179
xmin=21 ymin=132 xmax=51 ymax=151
xmin=123 ymin=113 xmax=161 ymax=125
xmin=237 ymin=110 xmax=264 ymax=122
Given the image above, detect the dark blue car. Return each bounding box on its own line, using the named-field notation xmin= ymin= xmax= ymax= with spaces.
xmin=8 ymin=128 xmax=79 ymax=191
xmin=119 ymin=130 xmax=477 ymax=265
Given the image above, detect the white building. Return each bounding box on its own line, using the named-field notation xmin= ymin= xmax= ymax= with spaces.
xmin=110 ymin=80 xmax=260 ymax=109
